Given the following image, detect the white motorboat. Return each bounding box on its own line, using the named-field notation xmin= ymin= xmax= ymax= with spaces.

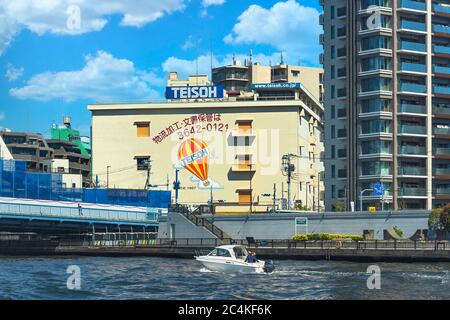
xmin=195 ymin=245 xmax=275 ymax=274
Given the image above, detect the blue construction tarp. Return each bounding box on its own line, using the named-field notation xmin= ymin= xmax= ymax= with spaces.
xmin=0 ymin=159 xmax=171 ymax=208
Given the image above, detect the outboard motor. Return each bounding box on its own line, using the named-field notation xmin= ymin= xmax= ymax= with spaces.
xmin=263 ymin=260 xmax=275 ymax=273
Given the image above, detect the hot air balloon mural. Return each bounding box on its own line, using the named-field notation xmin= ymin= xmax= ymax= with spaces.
xmin=178 ymin=138 xmax=210 ymax=187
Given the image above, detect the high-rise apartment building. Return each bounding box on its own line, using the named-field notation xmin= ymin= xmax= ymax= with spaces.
xmin=321 ymin=0 xmax=450 ymax=211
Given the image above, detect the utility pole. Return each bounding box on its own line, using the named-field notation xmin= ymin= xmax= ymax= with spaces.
xmin=282 ymin=154 xmax=297 ymax=211
xmin=173 ymin=169 xmax=180 ymax=208
xmin=144 ymin=157 xmax=153 ymax=190
xmin=106 ymin=166 xmax=111 ymax=189
xmin=249 ymin=163 xmax=253 ymax=214
xmin=273 ymin=183 xmax=276 ymax=213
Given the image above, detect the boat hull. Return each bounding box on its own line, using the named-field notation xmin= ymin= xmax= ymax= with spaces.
xmin=196 ymin=257 xmax=265 ymax=274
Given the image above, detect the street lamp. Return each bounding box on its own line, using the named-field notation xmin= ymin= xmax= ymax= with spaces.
xmin=360 ymin=189 xmax=373 ymax=212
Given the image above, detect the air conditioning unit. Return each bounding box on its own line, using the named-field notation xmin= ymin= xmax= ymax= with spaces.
xmin=319 ymin=53 xmax=325 ymax=65
xmin=319 ymin=34 xmax=325 ymax=44
xmin=319 ymin=14 xmax=324 ymax=25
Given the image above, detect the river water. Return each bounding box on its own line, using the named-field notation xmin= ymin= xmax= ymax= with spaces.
xmin=0 ymin=257 xmax=448 ymax=300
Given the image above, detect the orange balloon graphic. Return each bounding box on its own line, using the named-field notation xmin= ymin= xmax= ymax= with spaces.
xmin=178 ymin=138 xmax=210 ymax=187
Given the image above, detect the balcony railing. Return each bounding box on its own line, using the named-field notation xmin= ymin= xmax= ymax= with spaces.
xmin=434 ymin=106 xmax=450 ymax=114
xmin=399 ymin=145 xmax=427 ymax=155
xmin=434 ymin=127 xmax=450 ymax=135
xmin=434 ymin=168 xmax=450 ymax=176
xmin=399 ymin=82 xmax=427 ymax=93
xmin=399 ymin=103 xmax=426 ymax=114
xmin=433 ymin=65 xmax=450 ymax=74
xmin=434 ymin=147 xmax=450 ymax=155
xmin=399 ymin=62 xmax=427 ymax=73
xmin=400 ymin=0 xmax=426 ymax=11
xmin=433 ymin=4 xmax=450 ymax=14
xmin=399 ymin=41 xmax=426 ymax=52
xmin=434 ymin=86 xmax=450 ymax=95
xmin=399 ymin=20 xmax=426 ymax=32
xmin=433 ymin=25 xmax=450 ymax=34
xmin=398 ymin=166 xmax=427 ymax=176
xmin=398 ymin=187 xmax=426 ymax=196
xmin=398 ymin=124 xmax=427 ymax=134
xmin=434 ymin=188 xmax=450 ymax=195
xmin=434 ymin=45 xmax=450 ymax=55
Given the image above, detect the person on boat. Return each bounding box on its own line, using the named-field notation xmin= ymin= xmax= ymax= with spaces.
xmin=246 ymin=251 xmax=257 ymax=263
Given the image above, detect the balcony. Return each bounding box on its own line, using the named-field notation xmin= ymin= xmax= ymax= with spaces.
xmin=398 ymin=166 xmax=427 ymax=176
xmin=399 ymin=62 xmax=427 ymax=73
xmin=433 ymin=65 xmax=450 ymax=75
xmin=434 ymin=147 xmax=450 ymax=155
xmin=433 ymin=4 xmax=450 ymax=15
xmin=398 ymin=124 xmax=427 ymax=135
xmin=231 ymin=163 xmax=256 ymax=172
xmin=399 ymin=145 xmax=427 ymax=155
xmin=434 ymin=105 xmax=450 ymax=115
xmin=399 ymin=82 xmax=427 ymax=93
xmin=433 ymin=24 xmax=450 ymax=34
xmin=399 ymin=20 xmax=426 ymax=32
xmin=434 ymin=127 xmax=450 ymax=135
xmin=434 ymin=45 xmax=450 ymax=55
xmin=399 ymin=103 xmax=426 ymax=114
xmin=399 ymin=41 xmax=426 ymax=53
xmin=434 ymin=86 xmax=450 ymax=95
xmin=434 ymin=168 xmax=450 ymax=176
xmin=434 ymin=187 xmax=450 ymax=195
xmin=398 ymin=187 xmax=427 ymax=196
xmin=399 ymin=0 xmax=426 ymax=11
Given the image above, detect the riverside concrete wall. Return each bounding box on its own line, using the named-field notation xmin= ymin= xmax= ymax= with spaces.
xmin=159 ymin=210 xmax=430 ymax=240
xmin=158 ymin=212 xmax=215 ymax=239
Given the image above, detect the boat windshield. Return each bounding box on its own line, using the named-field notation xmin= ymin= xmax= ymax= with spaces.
xmin=208 ymin=248 xmax=232 ymax=257
xmin=233 ymin=246 xmax=248 ymax=259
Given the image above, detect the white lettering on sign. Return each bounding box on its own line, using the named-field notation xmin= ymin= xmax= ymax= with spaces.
xmin=167 ymin=86 xmax=223 ymax=99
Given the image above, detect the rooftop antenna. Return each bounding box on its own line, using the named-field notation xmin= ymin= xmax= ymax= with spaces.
xmin=210 ymin=34 xmax=213 ymax=84
xmin=196 ymin=36 xmax=199 ymax=85
xmin=280 ymin=51 xmax=285 ymax=65
xmin=249 ymin=49 xmax=253 ymax=65
xmin=232 ymin=53 xmax=236 ymax=65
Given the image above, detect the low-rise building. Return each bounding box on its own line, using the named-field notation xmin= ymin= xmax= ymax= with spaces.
xmin=89 ymin=77 xmax=325 ymax=213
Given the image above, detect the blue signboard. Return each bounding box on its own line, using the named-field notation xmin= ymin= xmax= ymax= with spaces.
xmin=251 ymin=83 xmax=301 ymax=90
xmin=373 ymin=183 xmax=384 ymax=196
xmin=165 ymin=86 xmax=224 ymax=99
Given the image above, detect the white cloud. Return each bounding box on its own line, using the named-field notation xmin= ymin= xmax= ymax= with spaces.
xmin=10 ymin=51 xmax=164 ymax=102
xmin=202 ymin=0 xmax=226 ymax=8
xmin=0 ymin=0 xmax=186 ymax=55
xmin=224 ymin=0 xmax=322 ymax=65
xmin=5 ymin=63 xmax=24 ymax=82
xmin=182 ymin=35 xmax=195 ymax=50
xmin=0 ymin=112 xmax=5 ymax=122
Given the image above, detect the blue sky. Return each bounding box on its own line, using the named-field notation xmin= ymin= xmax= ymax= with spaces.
xmin=0 ymin=0 xmax=322 ymax=137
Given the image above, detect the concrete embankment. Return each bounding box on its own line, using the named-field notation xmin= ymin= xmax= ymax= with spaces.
xmin=1 ymin=240 xmax=449 ymax=262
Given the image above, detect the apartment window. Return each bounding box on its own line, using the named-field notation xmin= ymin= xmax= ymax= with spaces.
xmin=331 ymin=26 xmax=335 ymax=39
xmin=331 ymin=165 xmax=336 ymax=178
xmin=331 ymin=65 xmax=335 ymax=79
xmin=291 ymin=70 xmax=300 ymax=77
xmin=237 ymin=120 xmax=253 ymax=134
xmin=331 ymin=85 xmax=335 ymax=99
xmin=331 ymin=125 xmax=336 ymax=139
xmin=331 ymin=185 xmax=336 ymax=199
xmin=337 ymin=108 xmax=347 ymax=118
xmin=338 ymin=148 xmax=347 ymax=158
xmin=135 ymin=122 xmax=150 ymax=137
xmin=135 ymin=156 xmax=150 ymax=171
xmin=330 ymin=45 xmax=335 ymax=59
xmin=331 ymin=145 xmax=336 ymax=159
xmin=331 ymin=105 xmax=336 ymax=119
xmin=337 ymin=128 xmax=347 ymax=138
xmin=338 ymin=169 xmax=347 ymax=178
xmin=237 ymin=189 xmax=252 ymax=205
xmin=330 ymin=5 xmax=335 ymax=19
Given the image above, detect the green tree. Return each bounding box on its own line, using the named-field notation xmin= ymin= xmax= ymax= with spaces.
xmin=332 ymin=201 xmax=346 ymax=212
xmin=429 ymin=204 xmax=450 ymax=239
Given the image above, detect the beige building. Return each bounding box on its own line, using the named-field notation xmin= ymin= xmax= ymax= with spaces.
xmin=212 ymin=57 xmax=324 ymax=103
xmin=167 ymin=72 xmax=211 ymax=87
xmin=89 ymin=84 xmax=325 ymax=213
